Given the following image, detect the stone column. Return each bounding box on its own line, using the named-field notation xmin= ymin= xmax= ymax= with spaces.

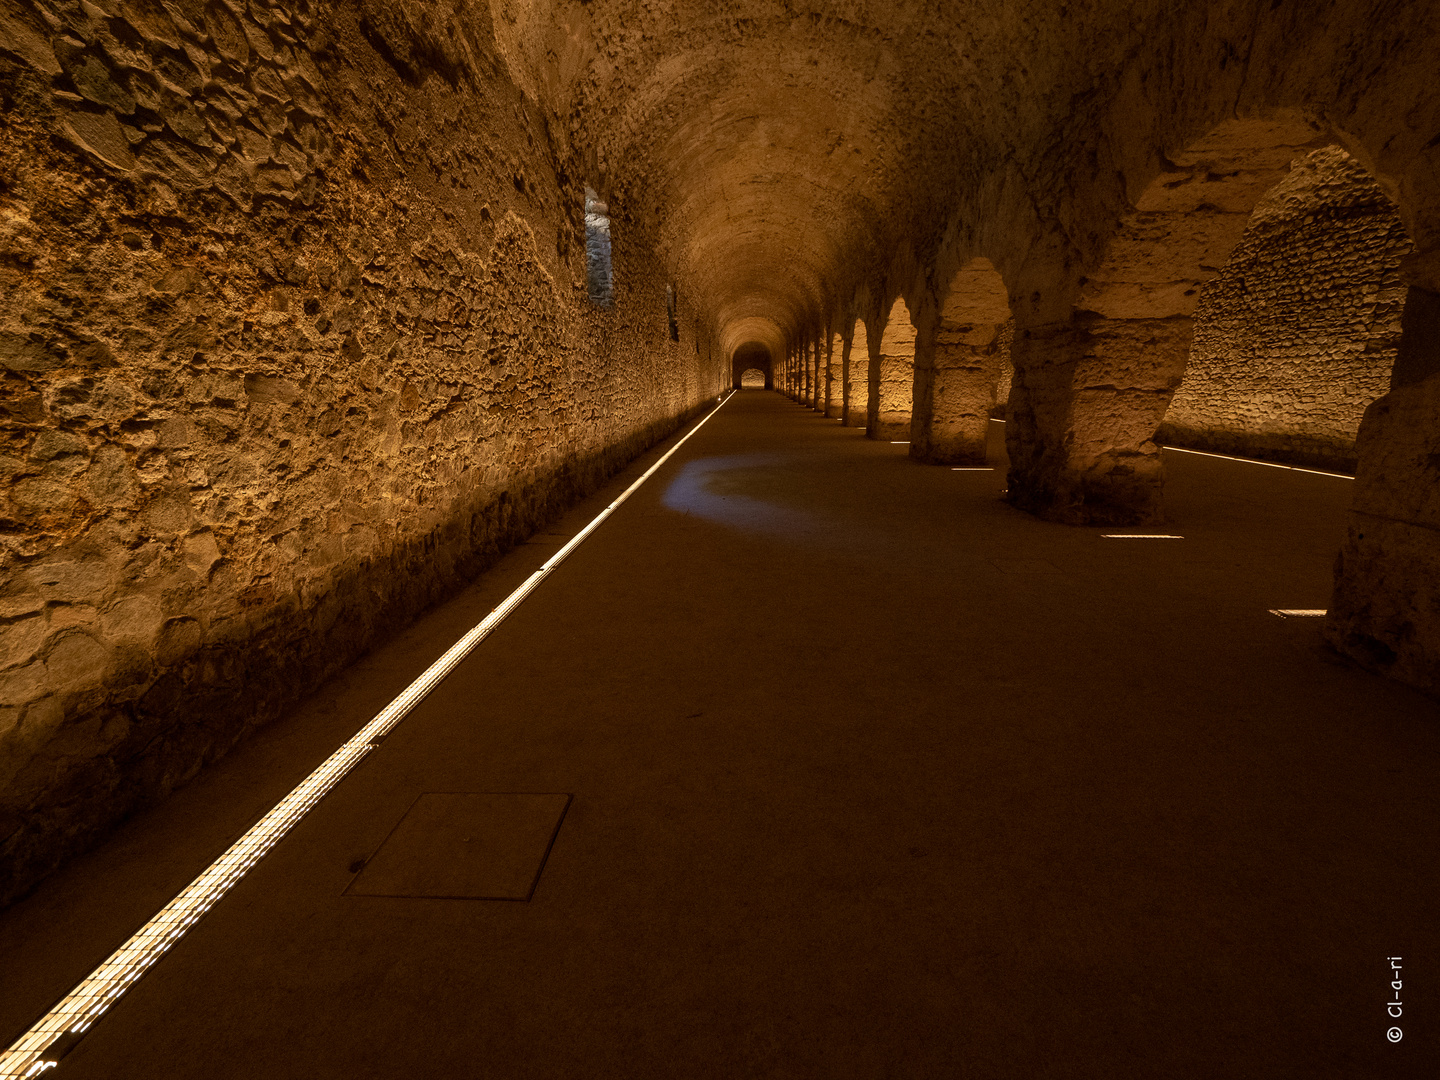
xmin=1326 ymin=276 xmax=1440 ymax=697
xmin=825 ymin=333 xmax=841 ymax=418
xmin=907 ymin=303 xmax=939 ymax=456
xmin=811 ymin=333 xmax=822 ymax=412
xmin=802 ymin=339 xmax=813 ymax=406
xmin=913 ymin=323 xmax=1007 ymax=464
xmin=865 ymin=316 xmax=882 ymax=437
xmin=916 ymin=258 xmax=1013 ymax=464
xmin=806 ymin=336 xmax=817 ymax=408
xmin=846 ymin=323 xmax=868 ymax=427
xmin=1005 ymin=313 xmax=1192 ymax=524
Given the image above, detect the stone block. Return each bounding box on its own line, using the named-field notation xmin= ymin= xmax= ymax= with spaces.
xmin=0 ymin=2 xmax=62 ymax=75
xmin=0 ymin=615 xmax=48 ymax=672
xmin=155 ymin=616 xmax=202 ymax=665
xmin=43 ymin=633 xmax=110 ymax=694
xmin=0 ymin=661 xmax=47 ymax=706
xmin=60 ymin=50 xmax=139 ymax=113
xmin=100 ymin=594 xmax=164 ymax=644
xmin=203 ymin=0 xmax=248 ymax=65
xmin=10 ymin=477 xmax=78 ymax=516
xmin=120 ymin=0 xmax=183 ymax=49
xmin=182 ymin=529 xmax=221 ymax=575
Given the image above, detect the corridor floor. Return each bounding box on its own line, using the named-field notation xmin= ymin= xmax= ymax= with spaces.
xmin=2 ymin=391 xmax=1436 ymax=1078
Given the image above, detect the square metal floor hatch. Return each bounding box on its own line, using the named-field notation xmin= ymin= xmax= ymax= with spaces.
xmin=346 ymin=793 xmax=571 ymax=900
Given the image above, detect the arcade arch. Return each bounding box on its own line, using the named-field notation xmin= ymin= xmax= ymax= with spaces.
xmin=731 ymin=343 xmax=774 ymax=390
xmin=1006 ymin=114 xmax=1345 ymax=525
xmin=872 ymin=299 xmax=916 ymax=440
xmin=912 ymin=258 xmax=1013 ymax=464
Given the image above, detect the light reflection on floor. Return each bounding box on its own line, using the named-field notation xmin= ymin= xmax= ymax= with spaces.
xmin=662 ymin=453 xmax=821 ymax=538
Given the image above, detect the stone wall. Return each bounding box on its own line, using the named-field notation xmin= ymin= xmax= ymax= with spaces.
xmin=1159 ymin=147 xmax=1412 ymax=471
xmin=0 ymin=0 xmax=718 ymax=906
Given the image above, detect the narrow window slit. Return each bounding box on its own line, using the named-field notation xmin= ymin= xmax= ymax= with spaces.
xmin=585 ymin=186 xmax=614 ymax=309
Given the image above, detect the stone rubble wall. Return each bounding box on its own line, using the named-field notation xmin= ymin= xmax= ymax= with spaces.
xmin=1159 ymin=147 xmax=1412 ymax=471
xmin=0 ymin=0 xmax=719 ymax=906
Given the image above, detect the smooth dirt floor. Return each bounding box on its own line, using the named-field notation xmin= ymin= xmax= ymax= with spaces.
xmin=2 ymin=391 xmax=1436 ymax=1078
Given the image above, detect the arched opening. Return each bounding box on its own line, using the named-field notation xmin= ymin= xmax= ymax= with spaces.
xmin=731 ymin=342 xmax=773 ymax=390
xmin=740 ymin=368 xmax=766 ymax=389
xmin=1008 ymin=113 xmax=1336 ymax=524
xmin=916 ymin=257 xmax=1012 ymax=464
xmin=1159 ymin=145 xmax=1411 ymax=473
xmin=872 ymin=298 xmax=914 ymax=440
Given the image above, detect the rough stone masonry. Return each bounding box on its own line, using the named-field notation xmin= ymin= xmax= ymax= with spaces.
xmin=0 ymin=0 xmax=719 ymax=906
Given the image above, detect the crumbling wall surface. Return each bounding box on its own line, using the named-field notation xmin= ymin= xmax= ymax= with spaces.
xmin=0 ymin=0 xmax=715 ymax=906
xmin=1160 ymin=147 xmax=1412 ymax=471
xmin=993 ymin=320 xmax=1013 ymax=417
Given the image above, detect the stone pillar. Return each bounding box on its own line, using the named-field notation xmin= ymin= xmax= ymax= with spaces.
xmin=846 ymin=322 xmax=868 ymax=427
xmin=865 ymin=316 xmax=882 ymax=437
xmin=916 ymin=258 xmax=1013 ymax=464
xmin=907 ymin=303 xmax=939 ymax=457
xmin=811 ymin=333 xmax=823 ymax=412
xmin=802 ymin=338 xmax=813 ymax=407
xmin=1005 ymin=313 xmax=1192 ymax=525
xmin=805 ymin=336 xmax=816 ymax=408
xmin=1327 ymin=279 xmax=1440 ymax=696
xmin=913 ymin=324 xmax=1007 ymax=464
xmin=825 ymin=333 xmax=841 ymax=418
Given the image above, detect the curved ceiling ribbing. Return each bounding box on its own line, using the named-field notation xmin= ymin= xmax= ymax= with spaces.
xmin=491 ymin=0 xmax=1003 ymax=357
xmin=489 ymin=1 xmax=1437 ymax=358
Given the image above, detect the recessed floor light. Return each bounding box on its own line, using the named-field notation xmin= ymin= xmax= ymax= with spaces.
xmin=0 ymin=392 xmax=739 ymax=1079
xmin=890 ymin=440 xmax=910 ymax=444
xmin=1101 ymin=534 xmax=1184 ymax=539
xmin=1270 ymin=609 xmax=1327 ymax=617
xmin=951 ymin=467 xmax=993 ymax=471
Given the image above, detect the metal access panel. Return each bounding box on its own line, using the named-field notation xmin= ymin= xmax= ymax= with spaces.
xmin=346 ymin=792 xmax=572 ymax=901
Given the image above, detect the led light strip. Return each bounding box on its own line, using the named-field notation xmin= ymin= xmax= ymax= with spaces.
xmin=1269 ymin=609 xmax=1328 ymax=618
xmin=0 ymin=392 xmax=736 ymax=1078
xmin=1161 ymin=445 xmax=1353 ymax=479
xmin=1101 ymin=534 xmax=1184 ymax=539
xmin=951 ymin=467 xmax=993 ymax=471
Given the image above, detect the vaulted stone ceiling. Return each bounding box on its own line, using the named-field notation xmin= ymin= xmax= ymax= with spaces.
xmin=489 ymin=0 xmax=1440 ymax=352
